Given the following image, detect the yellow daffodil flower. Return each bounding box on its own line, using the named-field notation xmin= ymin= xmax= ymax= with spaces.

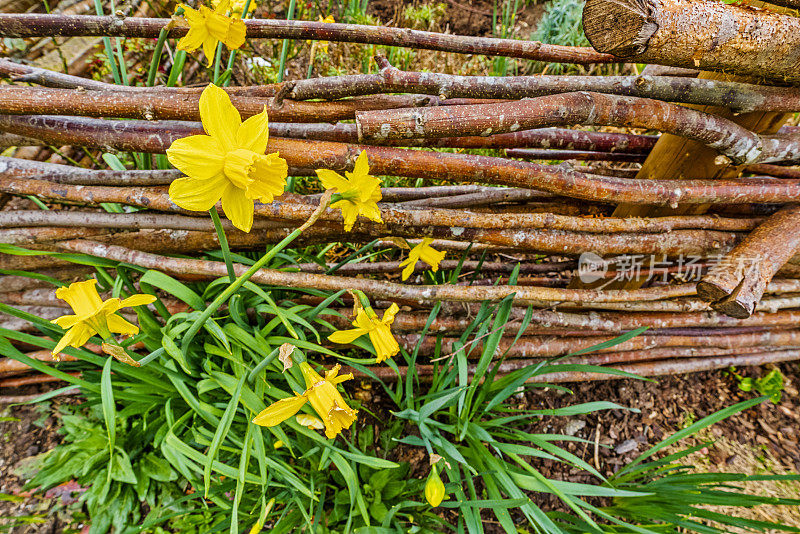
xmin=211 ymin=0 xmax=256 ymax=16
xmin=167 ymin=84 xmax=288 ymax=233
xmin=253 ymin=362 xmax=358 ymax=439
xmin=328 ymin=303 xmax=400 ymax=363
xmin=51 ymin=280 xmax=155 ymax=356
xmin=315 ymin=150 xmax=382 ymax=231
xmin=177 ymin=0 xmax=246 ymax=64
xmin=424 ymin=464 xmax=446 ymax=507
xmin=399 ymin=238 xmax=446 ymax=281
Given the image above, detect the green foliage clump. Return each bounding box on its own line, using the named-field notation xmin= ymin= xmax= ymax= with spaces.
xmin=529 ymin=0 xmax=590 ymax=74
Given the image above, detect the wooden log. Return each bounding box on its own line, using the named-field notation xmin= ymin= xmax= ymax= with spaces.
xmin=698 ymin=205 xmax=800 ymax=318
xmin=582 ymin=0 xmax=800 ymax=84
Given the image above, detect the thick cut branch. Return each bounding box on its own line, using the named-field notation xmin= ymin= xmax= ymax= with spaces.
xmin=356 ymin=92 xmax=800 ymax=165
xmin=0 ymin=15 xmax=615 ymax=64
xmin=582 ymin=0 xmax=800 ymax=84
xmin=697 ymin=205 xmax=800 ymax=318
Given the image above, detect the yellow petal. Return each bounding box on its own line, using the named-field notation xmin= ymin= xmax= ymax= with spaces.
xmin=199 ymin=84 xmax=241 ymax=152
xmin=298 ymin=361 xmax=324 ymax=389
xmin=246 ymin=153 xmax=288 ymax=203
xmin=169 ymin=174 xmax=227 ymax=212
xmin=177 ymin=25 xmax=208 ymax=53
xmin=315 ymin=169 xmax=350 ymax=192
xmin=352 ymin=150 xmax=370 ymax=178
xmin=237 ymin=108 xmax=269 ymax=154
xmin=119 ymin=294 xmax=157 ymax=309
xmin=55 ymin=279 xmax=103 ymax=316
xmin=221 ymin=183 xmax=254 ymax=232
xmin=368 ymin=325 xmax=399 ymax=363
xmin=205 ymin=8 xmax=246 ymax=50
xmin=331 ymin=199 xmax=359 ymax=232
xmin=399 ymin=256 xmax=415 ymax=281
xmin=357 ymin=200 xmax=383 ymax=225
xmin=382 ymin=303 xmax=400 ymax=325
xmin=106 ymin=314 xmax=139 ymax=336
xmin=324 ymin=403 xmax=358 ymax=439
xmin=328 ymin=327 xmax=367 ymax=345
xmin=52 ymin=314 xmax=81 ymax=329
xmin=180 ymin=4 xmax=205 ymax=24
xmin=166 ymin=135 xmax=225 ymax=180
xmin=52 ymin=324 xmax=94 ymax=355
xmin=296 ymin=413 xmax=325 ymax=430
xmin=253 ymin=395 xmax=308 ymax=426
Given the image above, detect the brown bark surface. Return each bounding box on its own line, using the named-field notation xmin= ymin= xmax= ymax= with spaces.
xmin=583 ymin=0 xmax=800 ymax=84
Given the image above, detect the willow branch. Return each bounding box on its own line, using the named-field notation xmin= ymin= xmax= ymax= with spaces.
xmin=356 ymin=92 xmax=800 ymax=165
xmin=0 ymin=86 xmax=460 ymax=123
xmin=3 ymin=119 xmax=799 ymax=206
xmin=55 ymin=240 xmax=698 ymax=306
xmin=349 ymin=349 xmax=800 ymax=383
xmin=506 ymin=149 xmax=647 ymax=163
xmin=0 ymin=113 xmax=660 ymax=154
xmin=283 ymin=58 xmax=800 ymax=113
xmin=0 ymin=14 xmax=615 ymax=64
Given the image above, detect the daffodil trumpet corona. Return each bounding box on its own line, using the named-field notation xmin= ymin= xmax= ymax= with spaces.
xmin=399 ymin=238 xmax=446 ymax=281
xmin=176 ymin=0 xmax=246 ymax=65
xmin=253 ymin=362 xmax=358 ymax=439
xmin=315 ymin=150 xmax=383 ymax=232
xmin=328 ymin=303 xmax=400 ymax=363
xmin=166 ymin=84 xmax=288 ymax=233
xmin=51 ymin=279 xmax=155 ymax=357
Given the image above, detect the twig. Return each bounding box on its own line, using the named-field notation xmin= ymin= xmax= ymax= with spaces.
xmin=284 ymin=58 xmax=800 ymax=113
xmin=0 ymin=14 xmax=616 ymax=64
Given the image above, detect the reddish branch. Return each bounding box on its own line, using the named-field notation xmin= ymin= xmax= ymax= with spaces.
xmin=0 ymin=114 xmax=659 ymax=153
xmin=282 ymin=58 xmax=800 ymax=113
xmin=506 ymin=149 xmax=647 ymax=163
xmin=0 ymin=15 xmax=615 ymax=64
xmin=2 ymin=119 xmax=799 ymax=206
xmin=0 ymin=86 xmax=462 ymax=123
xmin=582 ymin=0 xmax=800 ymax=84
xmin=698 ymin=205 xmax=800 ymax=318
xmin=356 ymin=92 xmax=800 ymax=165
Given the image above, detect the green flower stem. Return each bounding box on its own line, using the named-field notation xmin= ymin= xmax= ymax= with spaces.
xmin=209 ymin=207 xmax=236 ymax=282
xmin=276 ymin=0 xmax=297 ymax=83
xmin=222 ymin=0 xmax=253 ymax=87
xmin=212 ymin=42 xmax=223 ymax=84
xmin=180 ymin=192 xmax=332 ymax=354
xmin=146 ymin=24 xmax=172 ymax=87
xmin=167 ymin=50 xmax=187 ymax=87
